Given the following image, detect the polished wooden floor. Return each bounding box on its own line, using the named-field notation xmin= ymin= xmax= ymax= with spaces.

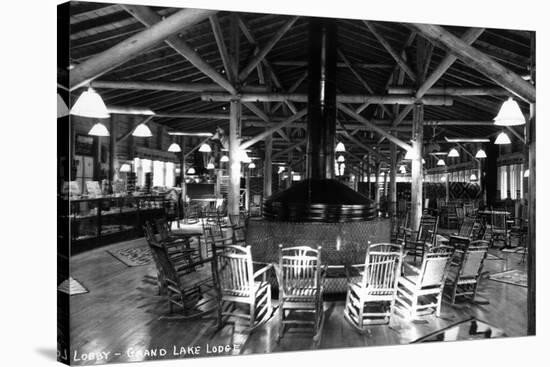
xmin=69 ymin=234 xmax=528 ymax=365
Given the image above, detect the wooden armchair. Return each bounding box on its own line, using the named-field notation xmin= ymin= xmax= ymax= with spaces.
xmin=212 ymin=244 xmax=273 ymax=333
xmin=490 ymin=211 xmax=511 ymax=248
xmin=445 ymin=240 xmax=489 ymax=304
xmin=275 ymin=245 xmax=326 ymax=342
xmin=453 ymin=217 xmax=476 ymax=239
xmin=144 ymin=221 xmax=198 ymax=273
xmin=344 ymin=243 xmax=404 ymax=331
xmin=404 ymin=215 xmax=439 ymax=264
xmin=396 ymin=245 xmax=454 ymax=319
xmin=143 ymin=224 xmax=216 ymax=318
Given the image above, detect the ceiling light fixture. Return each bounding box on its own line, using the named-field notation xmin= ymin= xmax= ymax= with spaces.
xmin=437 ymin=159 xmax=446 ymax=166
xmin=70 ymin=87 xmax=110 ymax=119
xmin=119 ymin=163 xmax=131 ymax=173
xmin=475 ymin=149 xmax=487 ymax=158
xmin=88 ymin=122 xmax=110 ymax=136
xmin=220 ymin=155 xmax=229 ymax=162
xmin=494 ymin=97 xmax=526 ymax=126
xmin=187 ymin=167 xmax=196 ymax=175
xmin=448 ymin=148 xmax=460 ymax=158
xmin=494 ymin=132 xmax=511 ymax=145
xmin=335 ymin=142 xmax=346 ymax=152
xmin=168 ymin=143 xmax=181 ymax=152
xmin=198 ymin=143 xmax=212 ymax=153
xmin=132 ymin=123 xmax=153 ymax=137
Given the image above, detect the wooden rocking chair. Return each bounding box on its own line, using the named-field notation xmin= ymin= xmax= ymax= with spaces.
xmin=212 ymin=244 xmax=273 ymax=333
xmin=143 ymin=224 xmax=216 ymax=319
xmin=275 ymin=245 xmax=327 ymax=343
xmin=344 ymin=243 xmax=404 ymax=331
xmin=404 ymin=215 xmax=439 ymax=264
xmin=445 ymin=240 xmax=489 ymax=304
xmin=396 ymin=245 xmax=454 ymax=319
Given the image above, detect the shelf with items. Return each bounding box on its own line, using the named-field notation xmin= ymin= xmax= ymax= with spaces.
xmin=58 ymin=194 xmax=171 ymax=254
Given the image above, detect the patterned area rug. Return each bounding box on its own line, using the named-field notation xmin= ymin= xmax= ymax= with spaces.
xmin=108 ymin=246 xmax=152 ymax=267
xmin=58 ymin=277 xmax=89 ymax=295
xmin=488 ymin=269 xmax=527 ymax=287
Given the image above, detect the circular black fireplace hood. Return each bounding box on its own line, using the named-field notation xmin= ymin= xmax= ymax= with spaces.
xmin=262 ymin=179 xmax=377 ymax=222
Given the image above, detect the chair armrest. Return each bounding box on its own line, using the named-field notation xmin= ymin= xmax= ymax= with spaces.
xmin=253 ymin=263 xmax=273 ymax=281
xmin=344 ymin=264 xmax=363 ymax=282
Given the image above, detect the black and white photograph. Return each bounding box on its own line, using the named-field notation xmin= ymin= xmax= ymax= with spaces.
xmin=7 ymin=0 xmax=545 ymax=366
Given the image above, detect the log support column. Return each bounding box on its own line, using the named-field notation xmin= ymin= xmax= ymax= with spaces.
xmin=109 ymin=117 xmax=117 ymax=192
xmin=374 ymin=161 xmax=381 ymax=212
xmin=264 ymin=134 xmax=273 ymax=198
xmin=410 ymin=103 xmax=424 ymax=231
xmin=389 ymin=142 xmax=397 ymax=215
xmin=228 ymin=100 xmax=242 ymax=216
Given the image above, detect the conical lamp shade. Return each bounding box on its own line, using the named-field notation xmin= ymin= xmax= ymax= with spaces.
xmin=448 ymin=148 xmax=460 ymax=157
xmin=70 ymin=88 xmax=110 ymax=118
xmin=494 ymin=132 xmax=511 ymax=145
xmin=475 ymin=149 xmax=487 ymax=158
xmin=120 ymin=163 xmax=131 ymax=172
xmin=187 ymin=167 xmax=196 ymax=175
xmin=335 ymin=142 xmax=346 ymax=152
xmin=88 ymin=122 xmax=110 ymax=136
xmin=337 ymin=155 xmax=345 ymax=163
xmin=168 ymin=143 xmax=181 ymax=152
xmin=132 ymin=123 xmax=153 ymax=137
xmin=220 ymin=155 xmax=229 ymax=162
xmin=198 ymin=143 xmax=212 ymax=153
xmin=248 ymin=162 xmax=256 ymax=169
xmin=206 ymin=163 xmax=215 ymax=169
xmin=437 ymin=159 xmax=446 ymax=166
xmin=494 ymin=97 xmax=526 ymax=126
xmin=470 ymin=173 xmax=477 ymax=181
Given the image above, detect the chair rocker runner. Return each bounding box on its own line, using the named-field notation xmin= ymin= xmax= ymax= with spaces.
xmin=275 ymin=245 xmax=326 ymax=342
xmin=143 ymin=223 xmax=216 ymax=319
xmin=212 ymin=244 xmax=273 ymax=333
xmin=344 ymin=243 xmax=404 ymax=331
xmin=396 ymin=245 xmax=454 ymax=319
xmin=445 ymin=240 xmax=489 ymax=304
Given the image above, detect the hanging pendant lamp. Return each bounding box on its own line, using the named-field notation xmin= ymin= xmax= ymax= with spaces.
xmin=494 ymin=132 xmax=511 ymax=145
xmin=132 ymin=123 xmax=153 ymax=137
xmin=168 ymin=142 xmax=181 ymax=152
xmin=475 ymin=149 xmax=487 ymax=158
xmin=70 ymin=87 xmax=110 ymax=119
xmin=448 ymin=148 xmax=460 ymax=158
xmin=494 ymin=97 xmax=526 ymax=126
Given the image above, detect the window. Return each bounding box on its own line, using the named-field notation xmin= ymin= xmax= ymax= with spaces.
xmin=133 ymin=158 xmax=176 ymax=188
xmin=498 ymin=164 xmax=524 ymax=200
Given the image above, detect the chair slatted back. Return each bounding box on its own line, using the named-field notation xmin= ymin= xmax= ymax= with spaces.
xmin=360 ymin=243 xmax=403 ymax=291
xmin=154 ymin=218 xmax=172 ymax=242
xmin=419 ymin=246 xmax=454 ymax=287
xmin=464 ymin=203 xmax=475 ymax=217
xmin=214 ymin=244 xmax=254 ymax=297
xmin=143 ymin=222 xmax=181 ymax=288
xmin=457 ymin=217 xmax=476 ymax=238
xmin=458 ymin=241 xmax=489 ymax=278
xmin=278 ymin=246 xmax=322 ymax=297
xmin=492 ymin=211 xmax=508 ymax=231
xmin=418 ymin=216 xmax=439 ymax=244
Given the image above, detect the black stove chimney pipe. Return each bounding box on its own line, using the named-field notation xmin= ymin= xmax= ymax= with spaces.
xmin=306 ymin=18 xmax=338 ymax=180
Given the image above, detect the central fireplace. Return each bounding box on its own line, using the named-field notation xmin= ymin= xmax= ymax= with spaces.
xmin=251 ymin=18 xmax=388 ymax=294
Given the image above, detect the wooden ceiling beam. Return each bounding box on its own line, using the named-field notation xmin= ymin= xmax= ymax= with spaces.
xmin=69 ymin=7 xmax=216 ymax=90
xmin=338 ymin=49 xmax=394 ymax=118
xmin=337 ymin=103 xmax=412 ymax=151
xmin=201 ymin=92 xmax=453 ymax=105
xmin=408 ymin=23 xmax=534 ymax=103
xmin=240 ymin=108 xmax=308 ymax=150
xmin=363 ymin=20 xmax=417 ymax=83
xmin=238 ymin=17 xmax=299 ymax=82
xmin=209 ymin=14 xmax=235 ymax=81
xmin=270 ymin=60 xmax=393 ymax=69
xmin=388 ymin=86 xmax=510 ymax=96
xmin=121 ymin=5 xmax=237 ymax=95
xmin=91 ymin=80 xmax=267 ymax=93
